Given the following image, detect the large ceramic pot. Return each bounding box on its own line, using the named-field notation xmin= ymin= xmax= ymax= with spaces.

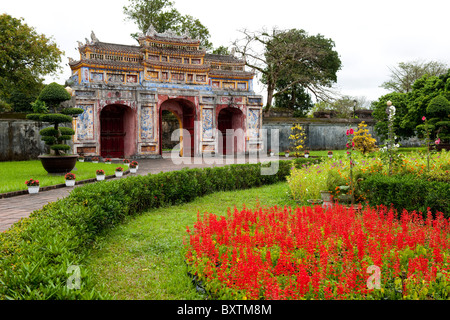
xmin=38 ymin=155 xmax=79 ymax=174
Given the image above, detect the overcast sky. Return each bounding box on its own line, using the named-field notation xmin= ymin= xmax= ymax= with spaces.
xmin=3 ymin=0 xmax=449 ymax=104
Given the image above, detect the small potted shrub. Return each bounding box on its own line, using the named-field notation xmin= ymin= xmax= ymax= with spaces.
xmin=268 ymin=149 xmax=274 ymax=157
xmin=64 ymin=172 xmax=76 ymax=187
xmin=328 ymin=151 xmax=333 ymax=158
xmin=129 ymin=161 xmax=138 ymax=173
xmin=96 ymin=169 xmax=105 ymax=181
xmin=115 ymin=166 xmax=124 ymax=177
xmin=79 ymin=156 xmax=85 ymax=163
xmin=25 ymin=179 xmax=40 ymax=194
xmin=285 ymin=150 xmax=290 ymax=158
xmin=92 ymin=156 xmax=99 ymax=163
xmin=123 ymin=159 xmax=130 ymax=166
xmin=304 ymin=150 xmax=310 ymax=158
xmin=105 ymin=158 xmax=112 ymax=164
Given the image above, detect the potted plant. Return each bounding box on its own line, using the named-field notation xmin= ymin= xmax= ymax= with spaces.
xmin=268 ymin=149 xmax=274 ymax=157
xmin=304 ymin=150 xmax=310 ymax=158
xmin=320 ymin=190 xmax=333 ymax=209
xmin=26 ymin=179 xmax=40 ymax=194
xmin=105 ymin=158 xmax=112 ymax=164
xmin=337 ymin=185 xmax=352 ymax=203
xmin=328 ymin=151 xmax=333 ymax=158
xmin=115 ymin=166 xmax=124 ymax=177
xmin=130 ymin=161 xmax=139 ymax=173
xmin=26 ymin=82 xmax=84 ymax=173
xmin=64 ymin=172 xmax=76 ymax=187
xmin=123 ymin=159 xmax=130 ymax=166
xmin=129 ymin=161 xmax=138 ymax=173
xmin=79 ymin=156 xmax=85 ymax=163
xmin=284 ymin=150 xmax=290 ymax=158
xmin=92 ymin=156 xmax=99 ymax=163
xmin=96 ymin=169 xmax=105 ymax=181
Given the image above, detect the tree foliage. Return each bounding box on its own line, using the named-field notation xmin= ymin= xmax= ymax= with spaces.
xmin=381 ymin=60 xmax=448 ymax=93
xmin=273 ymin=80 xmax=314 ymax=117
xmin=211 ymin=46 xmax=230 ymax=55
xmin=123 ymin=0 xmax=212 ymax=49
xmin=38 ymin=82 xmax=72 ymax=111
xmin=0 ymin=14 xmax=63 ymax=112
xmin=372 ymin=69 xmax=450 ymax=143
xmin=310 ymin=96 xmax=369 ymax=118
xmin=233 ymin=27 xmax=341 ymax=110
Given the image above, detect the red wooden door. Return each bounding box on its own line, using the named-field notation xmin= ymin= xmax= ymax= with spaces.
xmin=183 ymin=109 xmax=195 ymax=157
xmin=218 ymin=109 xmax=232 ymax=155
xmin=101 ymin=106 xmax=125 ymax=158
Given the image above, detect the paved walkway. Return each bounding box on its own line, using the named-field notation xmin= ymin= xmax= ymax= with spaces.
xmin=0 ymin=154 xmax=275 ymax=232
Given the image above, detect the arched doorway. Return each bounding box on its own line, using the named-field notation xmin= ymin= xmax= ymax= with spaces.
xmin=218 ymin=107 xmax=244 ymax=155
xmin=161 ymin=110 xmax=181 ymax=152
xmin=159 ymin=99 xmax=195 ymax=157
xmin=100 ymin=104 xmax=136 ymax=158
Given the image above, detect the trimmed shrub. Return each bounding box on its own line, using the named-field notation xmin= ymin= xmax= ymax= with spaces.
xmin=360 ymin=173 xmax=450 ymax=216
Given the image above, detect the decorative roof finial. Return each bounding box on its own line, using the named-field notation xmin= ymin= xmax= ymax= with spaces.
xmin=146 ymin=24 xmax=156 ymax=37
xmin=91 ymin=31 xmax=99 ymax=43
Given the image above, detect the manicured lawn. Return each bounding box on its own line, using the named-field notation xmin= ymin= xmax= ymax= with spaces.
xmin=0 ymin=160 xmax=118 ymax=193
xmin=84 ymin=182 xmax=296 ymax=300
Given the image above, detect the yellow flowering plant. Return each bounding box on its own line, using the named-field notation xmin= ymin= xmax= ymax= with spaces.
xmin=352 ymin=121 xmax=378 ymax=154
xmin=289 ymin=124 xmax=307 ymax=158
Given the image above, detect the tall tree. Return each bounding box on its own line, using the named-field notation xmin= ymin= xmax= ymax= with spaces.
xmin=381 ymin=60 xmax=448 ymax=93
xmin=233 ymin=27 xmax=341 ymax=111
xmin=0 ymin=14 xmax=63 ymax=112
xmin=123 ymin=0 xmax=212 ymax=50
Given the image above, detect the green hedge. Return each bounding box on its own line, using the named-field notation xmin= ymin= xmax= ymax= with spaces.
xmin=360 ymin=173 xmax=450 ymax=217
xmin=0 ymin=159 xmax=313 ymax=300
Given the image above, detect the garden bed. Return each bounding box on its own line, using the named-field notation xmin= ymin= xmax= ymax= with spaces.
xmin=186 ymin=203 xmax=450 ymax=300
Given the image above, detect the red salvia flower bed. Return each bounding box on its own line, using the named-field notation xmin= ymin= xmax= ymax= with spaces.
xmin=185 ymin=204 xmax=450 ymax=300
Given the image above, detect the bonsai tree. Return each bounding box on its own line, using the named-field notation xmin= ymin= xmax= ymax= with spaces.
xmin=427 ymin=95 xmax=450 ymax=144
xmin=26 ymin=82 xmax=83 ymax=156
xmin=416 ymin=95 xmax=450 ymax=143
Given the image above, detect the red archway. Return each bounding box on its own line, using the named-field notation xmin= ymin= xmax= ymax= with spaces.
xmin=159 ymin=98 xmax=196 ymax=157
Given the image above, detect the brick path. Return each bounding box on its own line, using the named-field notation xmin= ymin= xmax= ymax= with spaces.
xmin=0 ymin=154 xmax=274 ymax=232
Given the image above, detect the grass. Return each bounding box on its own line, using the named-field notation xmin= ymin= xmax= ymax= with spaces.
xmin=83 ymin=182 xmax=297 ymax=300
xmin=0 ymin=160 xmax=118 ymax=193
